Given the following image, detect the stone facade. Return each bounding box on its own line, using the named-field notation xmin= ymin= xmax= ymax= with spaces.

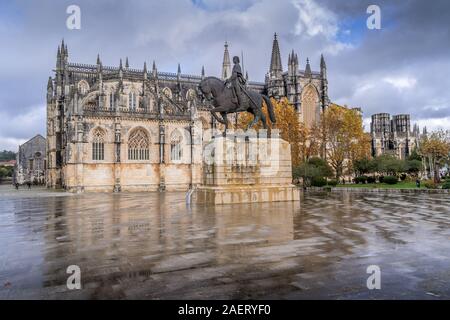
xmin=47 ymin=36 xmax=329 ymax=192
xmin=15 ymin=134 xmax=47 ymax=184
xmin=193 ymin=135 xmax=300 ymax=204
xmin=370 ymin=113 xmax=420 ymax=160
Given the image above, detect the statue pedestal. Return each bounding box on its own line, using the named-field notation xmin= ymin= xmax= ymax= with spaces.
xmin=193 ymin=135 xmax=299 ymax=205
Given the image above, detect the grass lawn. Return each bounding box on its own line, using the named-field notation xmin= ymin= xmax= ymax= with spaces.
xmin=335 ymin=181 xmax=424 ymax=189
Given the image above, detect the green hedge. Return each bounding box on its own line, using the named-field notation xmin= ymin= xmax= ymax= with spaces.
xmin=355 ymin=176 xmax=368 ymax=184
xmin=442 ymin=181 xmax=450 ymax=190
xmin=327 ymin=179 xmax=338 ymax=187
xmin=367 ymin=176 xmax=376 ymax=184
xmin=311 ymin=177 xmax=327 ymax=187
xmin=383 ymin=176 xmax=398 ymax=185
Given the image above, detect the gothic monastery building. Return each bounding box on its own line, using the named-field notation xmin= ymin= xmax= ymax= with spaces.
xmin=46 ymin=35 xmax=329 ymax=192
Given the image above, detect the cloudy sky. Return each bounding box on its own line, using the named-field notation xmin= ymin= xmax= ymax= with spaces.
xmin=0 ymin=0 xmax=449 ymax=150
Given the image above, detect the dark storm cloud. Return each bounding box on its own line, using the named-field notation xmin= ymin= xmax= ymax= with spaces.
xmin=0 ymin=0 xmax=449 ymax=150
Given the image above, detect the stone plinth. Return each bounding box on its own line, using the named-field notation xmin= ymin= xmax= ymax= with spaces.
xmin=193 ymin=134 xmax=299 ymax=205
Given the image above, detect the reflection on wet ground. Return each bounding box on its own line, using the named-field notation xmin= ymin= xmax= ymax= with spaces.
xmin=0 ymin=185 xmax=449 ymax=299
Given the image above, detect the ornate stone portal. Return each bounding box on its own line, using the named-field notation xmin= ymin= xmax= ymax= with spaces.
xmin=193 ymin=132 xmax=299 ymax=205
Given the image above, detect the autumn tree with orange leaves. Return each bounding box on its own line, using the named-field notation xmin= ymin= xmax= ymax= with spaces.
xmin=236 ymin=97 xmax=302 ymax=166
xmin=321 ymin=104 xmax=371 ymax=179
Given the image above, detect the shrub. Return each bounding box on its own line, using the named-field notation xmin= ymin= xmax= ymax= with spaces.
xmin=378 ymin=175 xmax=384 ymax=183
xmin=355 ymin=176 xmax=368 ymax=184
xmin=441 ymin=181 xmax=450 ymax=190
xmin=383 ymin=176 xmax=398 ymax=185
xmin=367 ymin=176 xmax=376 ymax=184
xmin=400 ymin=173 xmax=407 ymax=181
xmin=311 ymin=177 xmax=327 ymax=187
xmin=424 ymin=180 xmax=438 ymax=189
xmin=327 ymin=179 xmax=338 ymax=187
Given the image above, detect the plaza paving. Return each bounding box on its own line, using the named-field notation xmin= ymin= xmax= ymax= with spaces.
xmin=0 ymin=185 xmax=449 ymax=299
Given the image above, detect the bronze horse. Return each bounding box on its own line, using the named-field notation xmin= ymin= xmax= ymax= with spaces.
xmin=198 ymin=77 xmax=276 ymax=130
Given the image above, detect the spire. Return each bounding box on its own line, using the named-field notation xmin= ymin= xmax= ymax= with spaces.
xmin=125 ymin=57 xmax=129 ymax=69
xmin=295 ymin=53 xmax=298 ymax=66
xmin=269 ymin=33 xmax=283 ymax=74
xmin=60 ymin=39 xmax=65 ymax=56
xmin=222 ymin=41 xmax=231 ymax=80
xmin=320 ymin=54 xmax=327 ymax=79
xmin=143 ymin=61 xmax=148 ymax=80
xmin=152 ymin=60 xmax=157 ymax=77
xmin=56 ymin=45 xmax=61 ymax=68
xmin=96 ymin=54 xmax=103 ymax=75
xmin=288 ymin=52 xmax=291 ymax=66
xmin=177 ymin=63 xmax=181 ymax=74
xmin=119 ymin=58 xmax=123 ymax=70
xmin=47 ymin=77 xmax=53 ymax=90
xmin=245 ymin=71 xmax=249 ymax=81
xmin=305 ymin=58 xmax=312 ymax=77
xmin=47 ymin=76 xmax=53 ymax=101
xmin=201 ymin=65 xmax=205 ymax=78
xmin=320 ymin=54 xmax=326 ymax=69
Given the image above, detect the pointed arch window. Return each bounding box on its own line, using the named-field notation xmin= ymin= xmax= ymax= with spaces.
xmin=109 ymin=92 xmax=115 ymax=109
xmin=92 ymin=128 xmax=105 ymax=161
xmin=170 ymin=130 xmax=183 ymax=161
xmin=301 ymin=85 xmax=319 ymax=129
xmin=129 ymin=92 xmax=137 ymax=110
xmin=128 ymin=129 xmax=149 ymax=160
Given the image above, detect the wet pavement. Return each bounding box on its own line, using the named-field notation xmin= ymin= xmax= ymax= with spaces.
xmin=0 ymin=185 xmax=449 ymax=299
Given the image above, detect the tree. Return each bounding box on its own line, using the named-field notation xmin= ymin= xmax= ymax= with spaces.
xmin=321 ymin=104 xmax=371 ymax=180
xmin=354 ymin=157 xmax=371 ymax=176
xmin=293 ymin=157 xmax=333 ymax=186
xmin=406 ymin=159 xmax=422 ymax=176
xmin=419 ymin=130 xmax=450 ymax=183
xmin=373 ymin=155 xmax=405 ymax=176
xmin=237 ymin=97 xmax=302 ymax=166
xmin=298 ymin=122 xmax=322 ymax=162
xmin=408 ymin=149 xmax=422 ymax=161
xmin=0 ymin=167 xmax=8 ymax=182
xmin=0 ymin=150 xmax=16 ymax=161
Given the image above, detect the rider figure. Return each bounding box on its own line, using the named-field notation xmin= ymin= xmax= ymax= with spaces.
xmin=226 ymin=56 xmax=247 ymax=112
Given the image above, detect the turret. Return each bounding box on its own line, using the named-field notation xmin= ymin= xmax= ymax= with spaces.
xmin=118 ymin=59 xmax=124 ymax=93
xmin=221 ymin=41 xmax=231 ymax=80
xmin=152 ymin=60 xmax=157 ymax=78
xmin=177 ymin=63 xmax=181 ymax=82
xmin=97 ymin=55 xmax=103 ymax=96
xmin=305 ymin=58 xmax=312 ymax=78
xmin=143 ymin=61 xmax=148 ymax=80
xmin=269 ymin=33 xmax=283 ymax=77
xmin=288 ymin=49 xmax=298 ymax=76
xmin=47 ymin=77 xmax=53 ymax=102
xmin=267 ymin=33 xmax=285 ymax=98
xmin=320 ymin=54 xmax=329 ymax=110
xmin=320 ymin=54 xmax=327 ymax=78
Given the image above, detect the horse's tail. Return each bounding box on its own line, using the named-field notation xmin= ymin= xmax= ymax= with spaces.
xmin=263 ymin=95 xmax=276 ymax=124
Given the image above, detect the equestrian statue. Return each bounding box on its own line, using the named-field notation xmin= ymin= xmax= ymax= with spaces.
xmin=198 ymin=56 xmax=276 ymax=131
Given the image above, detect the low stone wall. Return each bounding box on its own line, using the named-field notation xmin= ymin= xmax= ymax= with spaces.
xmin=304 ymin=186 xmax=450 ymax=194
